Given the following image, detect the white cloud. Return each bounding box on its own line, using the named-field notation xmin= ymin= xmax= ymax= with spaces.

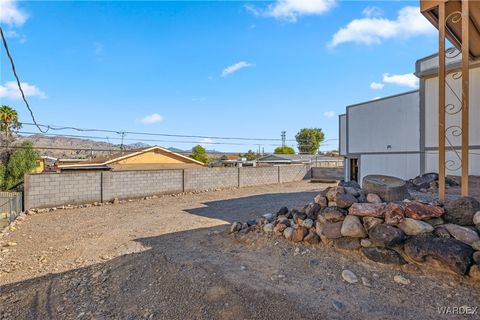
xmin=0 ymin=81 xmax=47 ymax=99
xmin=199 ymin=138 xmax=213 ymax=144
xmin=329 ymin=6 xmax=435 ymax=48
xmin=4 ymin=29 xmax=27 ymax=43
xmin=382 ymin=73 xmax=419 ymax=89
xmin=370 ymin=82 xmax=384 ymax=90
xmin=323 ymin=111 xmax=335 ymax=118
xmin=221 ymin=61 xmax=253 ymax=77
xmin=140 ymin=113 xmax=163 ymax=124
xmin=246 ymin=0 xmax=336 ymax=23
xmin=362 ymin=6 xmax=383 ymax=18
xmin=0 ymin=0 xmax=28 ymax=26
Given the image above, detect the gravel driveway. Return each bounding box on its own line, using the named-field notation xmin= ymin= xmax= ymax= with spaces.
xmin=0 ymin=181 xmax=479 ymax=319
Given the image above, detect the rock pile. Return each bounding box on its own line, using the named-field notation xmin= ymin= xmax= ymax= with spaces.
xmin=230 ymin=179 xmax=480 ymax=281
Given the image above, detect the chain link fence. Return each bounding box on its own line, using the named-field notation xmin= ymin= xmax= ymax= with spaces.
xmin=0 ymin=191 xmax=23 ymax=228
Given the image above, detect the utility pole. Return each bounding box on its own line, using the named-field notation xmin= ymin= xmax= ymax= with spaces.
xmin=281 ymin=131 xmax=286 ymax=147
xmin=120 ymin=131 xmax=126 ymax=153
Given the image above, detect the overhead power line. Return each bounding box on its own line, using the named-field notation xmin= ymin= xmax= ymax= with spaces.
xmin=20 ymin=123 xmax=339 ymax=144
xmin=0 ymin=27 xmax=48 ymax=133
xmin=16 ymin=131 xmax=338 ymax=148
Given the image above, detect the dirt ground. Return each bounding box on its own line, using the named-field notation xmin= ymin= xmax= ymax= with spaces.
xmin=1 ymin=181 xmax=479 ymax=320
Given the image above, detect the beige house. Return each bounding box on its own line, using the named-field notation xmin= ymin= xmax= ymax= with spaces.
xmin=58 ymin=146 xmax=205 ymax=171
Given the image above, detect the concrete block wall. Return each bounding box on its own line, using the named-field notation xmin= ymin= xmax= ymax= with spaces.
xmin=24 ymin=172 xmax=102 ymax=209
xmin=279 ymin=165 xmax=310 ymax=183
xmin=184 ymin=167 xmax=238 ymax=191
xmin=239 ymin=166 xmax=279 ymax=187
xmin=24 ymin=165 xmax=310 ymax=209
xmin=102 ymin=170 xmax=184 ymax=202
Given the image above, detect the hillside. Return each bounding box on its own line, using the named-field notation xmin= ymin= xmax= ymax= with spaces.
xmin=15 ymin=134 xmax=149 ymax=159
xmin=14 ymin=134 xmax=229 ymax=159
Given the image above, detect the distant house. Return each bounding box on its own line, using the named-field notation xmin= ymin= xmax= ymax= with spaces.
xmin=57 ymin=146 xmax=205 ymax=171
xmin=209 ymin=154 xmax=254 ymax=167
xmin=257 ymin=154 xmax=343 ymax=167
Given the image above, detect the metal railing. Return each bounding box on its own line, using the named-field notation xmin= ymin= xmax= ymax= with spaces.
xmin=0 ymin=191 xmax=23 ymax=227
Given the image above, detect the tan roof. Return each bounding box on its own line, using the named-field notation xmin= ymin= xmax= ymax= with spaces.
xmin=58 ymin=146 xmax=204 ymax=168
xmin=108 ymin=163 xmax=206 ymax=171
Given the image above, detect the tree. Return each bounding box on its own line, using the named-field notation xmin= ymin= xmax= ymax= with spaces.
xmin=295 ymin=128 xmax=325 ymax=154
xmin=274 ymin=146 xmax=295 ymax=155
xmin=0 ymin=105 xmax=21 ymax=137
xmin=190 ymin=145 xmax=208 ymax=164
xmin=242 ymin=150 xmax=259 ymax=161
xmin=2 ymin=141 xmax=39 ymax=190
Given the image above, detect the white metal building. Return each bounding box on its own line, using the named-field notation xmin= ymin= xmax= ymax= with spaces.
xmin=339 ymin=91 xmax=420 ymax=183
xmin=339 ymin=49 xmax=480 ymax=184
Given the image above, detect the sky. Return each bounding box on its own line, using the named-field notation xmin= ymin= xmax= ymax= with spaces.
xmin=0 ymin=0 xmax=439 ymax=153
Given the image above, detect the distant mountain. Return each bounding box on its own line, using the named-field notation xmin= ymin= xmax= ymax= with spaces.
xmin=15 ymin=134 xmax=149 ymax=159
xmin=14 ymin=134 xmax=244 ymax=159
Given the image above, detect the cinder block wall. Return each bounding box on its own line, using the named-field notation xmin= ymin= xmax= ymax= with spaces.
xmin=184 ymin=167 xmax=238 ymax=191
xmin=24 ymin=165 xmax=310 ymax=209
xmin=279 ymin=165 xmax=310 ymax=183
xmin=239 ymin=166 xmax=279 ymax=187
xmin=24 ymin=172 xmax=102 ymax=209
xmin=102 ymin=170 xmax=184 ymax=202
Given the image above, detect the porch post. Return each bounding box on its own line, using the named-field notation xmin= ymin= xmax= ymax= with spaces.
xmin=438 ymin=1 xmax=446 ymax=202
xmin=461 ymin=0 xmax=470 ymax=196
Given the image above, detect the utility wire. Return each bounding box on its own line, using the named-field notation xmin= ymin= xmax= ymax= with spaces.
xmin=0 ymin=27 xmax=48 ymax=133
xmin=16 ymin=131 xmax=337 ymax=148
xmin=20 ymin=122 xmax=339 ymax=144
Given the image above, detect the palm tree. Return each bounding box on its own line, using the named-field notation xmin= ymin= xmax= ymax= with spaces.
xmin=0 ymin=105 xmax=21 ymax=137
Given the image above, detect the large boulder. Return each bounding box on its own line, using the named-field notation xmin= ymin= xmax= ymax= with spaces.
xmin=302 ymin=202 xmax=321 ymax=219
xmin=404 ymin=202 xmax=444 ymax=221
xmin=334 ymin=237 xmax=361 ymax=250
xmin=303 ymin=231 xmax=320 ymax=245
xmin=397 ymin=218 xmax=434 ymax=236
xmin=313 ymin=194 xmax=328 ymax=207
xmin=368 ymin=224 xmax=406 ymax=247
xmin=362 ymin=175 xmax=411 ymax=202
xmin=341 ymin=215 xmax=367 ymax=238
xmin=474 ymin=211 xmax=480 ymax=225
xmin=362 ymin=216 xmax=383 ymax=232
xmin=349 ymin=203 xmax=385 ymax=218
xmin=444 ymin=197 xmax=480 ymax=226
xmin=321 ymin=207 xmax=346 ymax=222
xmin=409 ymin=173 xmax=438 ymax=190
xmin=383 ymin=202 xmax=405 ymax=225
xmin=404 ymin=235 xmax=473 ymax=275
xmin=366 ymin=193 xmax=382 ymax=204
xmin=443 ymin=224 xmax=480 ymax=246
xmin=362 ymin=247 xmax=406 ymax=265
xmin=339 ymin=180 xmax=361 ymax=189
xmin=336 ymin=193 xmax=358 ymax=209
xmin=291 ymin=226 xmax=308 ymax=242
xmin=326 ymin=186 xmax=345 ymax=202
xmin=321 ymin=221 xmax=343 ymax=239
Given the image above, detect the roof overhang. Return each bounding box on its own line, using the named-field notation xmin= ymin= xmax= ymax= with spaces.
xmin=420 ymin=0 xmax=480 ymax=59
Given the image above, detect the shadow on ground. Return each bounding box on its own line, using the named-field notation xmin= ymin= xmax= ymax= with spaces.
xmin=1 ymin=189 xmax=479 ymax=320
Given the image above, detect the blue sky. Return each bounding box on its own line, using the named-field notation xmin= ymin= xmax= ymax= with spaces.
xmin=0 ymin=0 xmax=438 ymax=153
